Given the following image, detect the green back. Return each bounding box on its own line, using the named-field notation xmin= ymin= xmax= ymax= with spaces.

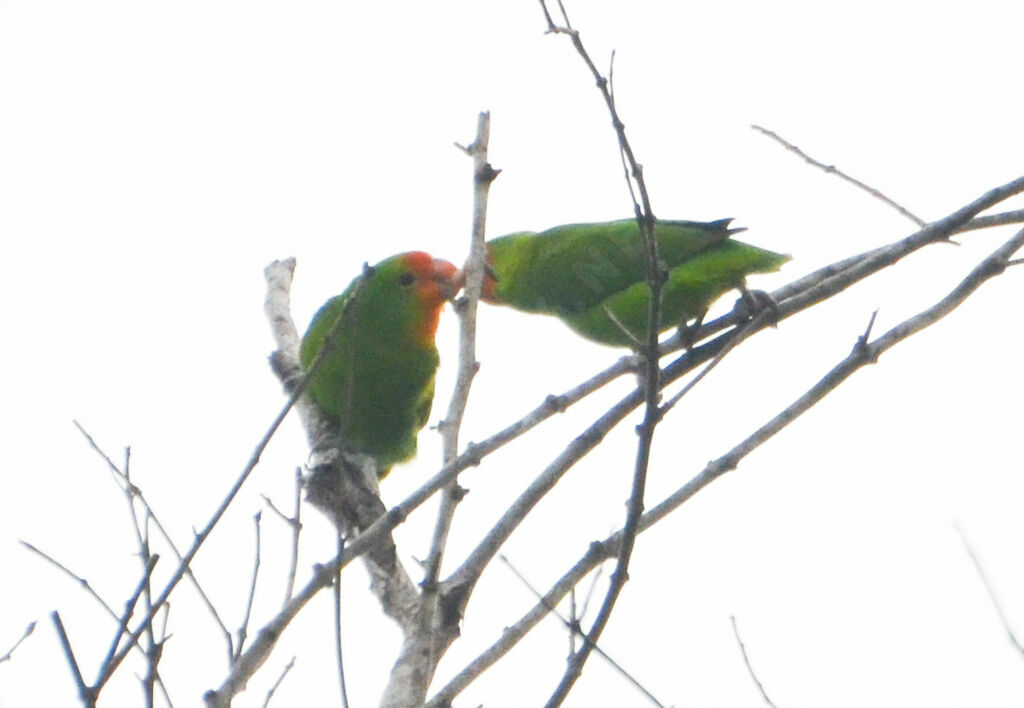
xmin=299 ymin=255 xmax=440 ymax=474
xmin=488 ymin=219 xmax=738 ymax=315
xmin=563 ymin=239 xmax=790 ymax=346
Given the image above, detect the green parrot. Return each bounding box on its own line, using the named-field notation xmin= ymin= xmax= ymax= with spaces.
xmin=477 ymin=219 xmax=789 ymax=347
xmin=299 ymin=252 xmax=457 ymax=477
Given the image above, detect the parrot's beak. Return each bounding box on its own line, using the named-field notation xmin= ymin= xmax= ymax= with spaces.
xmin=434 ymin=258 xmax=459 ymax=301
xmin=451 ymin=260 xmax=496 ymax=302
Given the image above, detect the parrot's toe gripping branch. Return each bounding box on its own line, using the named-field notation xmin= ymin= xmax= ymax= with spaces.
xmin=676 ymin=311 xmax=707 ymax=351
xmin=733 ymin=283 xmax=781 ymax=325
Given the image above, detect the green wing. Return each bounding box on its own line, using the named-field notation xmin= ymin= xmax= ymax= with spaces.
xmin=485 ymin=219 xmax=789 ymax=348
xmin=563 ymin=239 xmax=789 ymax=346
xmin=488 ymin=219 xmax=738 ymax=315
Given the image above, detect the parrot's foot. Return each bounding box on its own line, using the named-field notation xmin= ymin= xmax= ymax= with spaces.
xmin=677 ymin=311 xmax=707 ymax=351
xmin=733 ymin=284 xmax=780 ymax=325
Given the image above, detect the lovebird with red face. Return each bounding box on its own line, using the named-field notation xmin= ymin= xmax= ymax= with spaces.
xmin=300 ymin=252 xmax=457 ymax=477
xmin=476 ymin=219 xmax=788 ymax=347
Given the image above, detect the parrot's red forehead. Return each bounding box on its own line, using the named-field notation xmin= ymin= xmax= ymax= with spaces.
xmin=404 ymin=251 xmax=438 ymax=276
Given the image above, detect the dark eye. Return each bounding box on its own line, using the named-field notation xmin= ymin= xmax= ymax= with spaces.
xmin=398 ymin=271 xmax=416 ymax=287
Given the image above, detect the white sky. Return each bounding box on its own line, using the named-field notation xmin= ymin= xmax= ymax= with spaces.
xmin=1 ymin=1 xmax=1023 ymax=706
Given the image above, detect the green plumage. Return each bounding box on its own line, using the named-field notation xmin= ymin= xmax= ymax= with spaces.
xmin=299 ymin=253 xmax=446 ymax=476
xmin=485 ymin=219 xmax=789 ymax=347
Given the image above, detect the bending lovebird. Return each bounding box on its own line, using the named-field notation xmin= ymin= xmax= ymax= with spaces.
xmin=477 ymin=218 xmax=789 ymax=347
xmin=299 ymin=252 xmax=457 ymax=477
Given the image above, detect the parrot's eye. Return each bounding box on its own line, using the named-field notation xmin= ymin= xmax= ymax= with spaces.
xmin=398 ymin=272 xmax=417 ymax=288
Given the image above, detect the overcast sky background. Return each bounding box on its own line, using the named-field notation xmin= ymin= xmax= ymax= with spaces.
xmin=2 ymin=1 xmax=1023 ymax=706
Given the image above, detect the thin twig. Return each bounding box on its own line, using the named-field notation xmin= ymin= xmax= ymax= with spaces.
xmin=122 ymin=448 xmax=162 ymax=708
xmin=0 ymin=621 xmax=36 ymax=664
xmin=334 ymin=534 xmax=350 ymax=708
xmin=20 ymin=541 xmax=120 ymax=620
xmin=538 ymin=4 xmax=663 ymax=704
xmin=261 ymin=657 xmax=296 ymax=708
xmin=52 ymin=611 xmax=94 ymax=708
xmin=660 ymin=317 xmax=758 ymax=415
xmin=731 ymin=616 xmax=777 ymax=707
xmin=259 ymin=470 xmax=303 ymax=607
xmin=287 ymin=469 xmax=302 ymax=603
xmin=567 ymin=587 xmax=577 ymax=657
xmin=235 ymin=511 xmax=263 ymax=661
xmin=22 ymin=540 xmax=170 ymax=698
xmin=206 ymin=552 xmax=341 ymax=707
xmin=93 ymin=364 xmax=308 ymax=695
xmin=955 ymin=523 xmax=1024 ymax=656
xmin=115 ymin=254 xmax=378 ymax=695
xmin=73 ymin=421 xmax=235 ymax=656
xmin=97 ymin=555 xmax=161 ymax=684
xmin=500 ymin=555 xmax=667 ymax=707
xmin=579 ymin=564 xmax=604 ymax=619
xmin=752 ymin=124 xmax=927 ymax=226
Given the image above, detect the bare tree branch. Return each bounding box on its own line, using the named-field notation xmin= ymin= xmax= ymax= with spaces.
xmin=52 ymin=611 xmax=94 ymax=708
xmin=333 ymin=535 xmax=350 ymax=708
xmin=0 ymin=622 xmax=36 ymax=665
xmin=93 ymin=348 xmax=308 ymax=695
xmin=21 ymin=541 xmax=120 ymax=621
xmin=499 ymin=555 xmax=666 ymax=708
xmin=536 ymin=3 xmax=664 ymax=702
xmin=752 ymin=123 xmax=927 ymax=226
xmin=260 ymin=468 xmax=305 ymax=608
xmin=206 ymin=556 xmax=341 ymax=707
xmin=731 ymin=615 xmax=778 ymax=707
xmin=261 ymin=657 xmax=296 ymax=708
xmin=97 ymin=556 xmax=161 ymax=684
xmin=73 ymin=421 xmax=234 ymax=656
xmin=429 ymin=223 xmax=1024 ymax=705
xmin=234 ymin=511 xmax=263 ymax=662
xmin=222 ymin=172 xmax=1024 ymax=708
xmin=424 ymin=112 xmax=497 ymax=593
xmin=209 ymin=258 xmax=421 ymax=707
xmin=955 ymin=523 xmax=1024 ymax=657
xmin=382 ymin=111 xmax=501 ymax=708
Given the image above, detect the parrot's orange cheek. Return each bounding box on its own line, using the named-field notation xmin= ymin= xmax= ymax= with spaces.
xmin=416 ymin=304 xmax=445 ymax=346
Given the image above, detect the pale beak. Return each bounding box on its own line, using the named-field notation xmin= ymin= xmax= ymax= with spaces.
xmin=434 ymin=258 xmax=459 ymax=301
